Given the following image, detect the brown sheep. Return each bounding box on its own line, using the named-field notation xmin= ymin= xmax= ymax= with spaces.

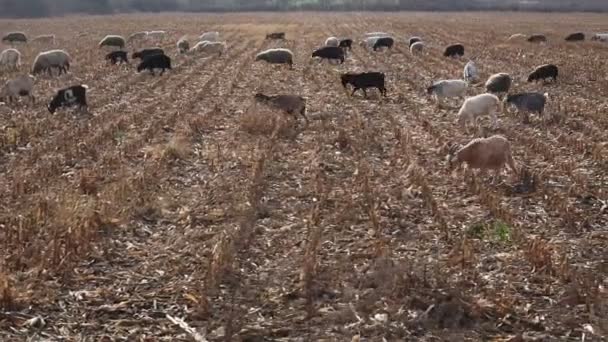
xmin=254 ymin=93 xmax=308 ymax=124
xmin=446 ymin=135 xmax=517 ymax=182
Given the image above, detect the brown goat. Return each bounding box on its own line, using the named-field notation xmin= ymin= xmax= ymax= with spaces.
xmin=447 ymin=135 xmax=517 ymax=182
xmin=254 ymin=93 xmax=308 ymax=123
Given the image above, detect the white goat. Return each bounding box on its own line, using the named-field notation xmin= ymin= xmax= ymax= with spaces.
xmin=128 ymin=31 xmax=148 ymax=43
xmin=446 ymin=135 xmax=517 ymax=181
xmin=0 ymin=74 xmax=36 ymax=104
xmin=591 ymin=33 xmax=608 ymax=42
xmin=192 ymin=41 xmax=226 ymax=56
xmin=457 ymin=93 xmax=502 ymax=129
xmin=360 ymin=36 xmax=388 ymax=50
xmin=463 ymin=60 xmax=479 ymax=83
xmin=426 ymin=80 xmax=467 ymax=106
xmin=177 ymin=37 xmax=190 ymax=54
xmin=0 ymin=48 xmax=21 ymax=70
xmin=32 ymin=34 xmax=55 ymax=44
xmin=325 ymin=36 xmax=339 ymax=47
xmin=199 ymin=31 xmax=219 ymax=42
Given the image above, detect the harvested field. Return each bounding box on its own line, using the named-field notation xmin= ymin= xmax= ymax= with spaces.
xmin=0 ymin=12 xmax=607 ymax=341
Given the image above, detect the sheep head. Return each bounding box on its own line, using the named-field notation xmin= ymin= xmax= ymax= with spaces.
xmin=445 ymin=142 xmax=462 ymax=170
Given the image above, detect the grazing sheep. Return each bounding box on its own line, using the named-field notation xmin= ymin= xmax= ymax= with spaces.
xmin=457 ymin=93 xmax=502 ymax=129
xmin=32 ymin=49 xmax=71 ymax=76
xmin=505 ymin=92 xmax=548 ymax=123
xmin=312 ymin=46 xmax=345 ymax=64
xmin=444 ymin=44 xmax=465 ymax=58
xmin=565 ymin=32 xmax=585 ymax=41
xmin=148 ymin=31 xmax=167 ymax=39
xmin=426 ymin=80 xmax=467 ymax=106
xmin=266 ymin=32 xmax=285 ymax=40
xmin=199 ymin=31 xmax=219 ymax=42
xmin=446 ymin=135 xmax=517 ymax=181
xmin=177 ymin=37 xmax=190 ymax=54
xmin=105 ymin=51 xmax=128 ymax=65
xmin=410 ymin=41 xmax=424 ymax=54
xmin=591 ymin=33 xmax=608 ymax=42
xmin=32 ymin=34 xmax=55 ymax=44
xmin=254 ymin=93 xmax=308 ymax=123
xmin=132 ymin=48 xmax=164 ymax=60
xmin=325 ymin=36 xmax=339 ymax=47
xmin=48 ymin=85 xmax=88 ymax=114
xmin=528 ymin=64 xmax=558 ymax=83
xmin=507 ymin=33 xmax=527 ymax=42
xmin=373 ymin=37 xmax=394 ymax=51
xmin=409 ymin=36 xmax=422 ymax=47
xmin=359 ymin=36 xmax=386 ymax=50
xmin=485 ymin=73 xmax=512 ymax=95
xmin=128 ymin=31 xmax=148 ymax=43
xmin=137 ymin=54 xmax=172 ymax=76
xmin=99 ymin=35 xmax=126 ymax=49
xmin=0 ymin=48 xmax=21 ymax=69
xmin=192 ymin=41 xmax=226 ymax=56
xmin=528 ymin=34 xmax=547 ymax=43
xmin=339 ymin=39 xmax=353 ymax=50
xmin=2 ymin=32 xmax=27 ymax=44
xmin=463 ymin=60 xmax=479 ymax=83
xmin=0 ymin=74 xmax=35 ymax=104
xmin=255 ymin=48 xmax=293 ymax=69
xmin=340 ymin=72 xmax=386 ymax=98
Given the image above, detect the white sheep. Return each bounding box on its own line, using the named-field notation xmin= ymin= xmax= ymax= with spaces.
xmin=507 ymin=33 xmax=527 ymax=42
xmin=199 ymin=31 xmax=219 ymax=42
xmin=410 ymin=41 xmax=424 ymax=54
xmin=99 ymin=35 xmax=126 ymax=49
xmin=192 ymin=41 xmax=226 ymax=56
xmin=32 ymin=49 xmax=71 ymax=76
xmin=0 ymin=74 xmax=35 ymax=104
xmin=128 ymin=31 xmax=148 ymax=43
xmin=0 ymin=48 xmax=21 ymax=70
xmin=463 ymin=60 xmax=479 ymax=83
xmin=255 ymin=48 xmax=293 ymax=68
xmin=32 ymin=34 xmax=55 ymax=45
xmin=457 ymin=93 xmax=502 ymax=129
xmin=426 ymin=79 xmax=467 ymax=106
xmin=325 ymin=36 xmax=339 ymax=47
xmin=360 ymin=36 xmax=387 ymax=50
xmin=591 ymin=33 xmax=608 ymax=42
xmin=177 ymin=37 xmax=190 ymax=54
xmin=446 ymin=135 xmax=517 ymax=182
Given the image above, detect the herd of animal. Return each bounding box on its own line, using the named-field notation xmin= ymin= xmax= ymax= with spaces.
xmin=0 ymin=28 xmax=605 ymax=182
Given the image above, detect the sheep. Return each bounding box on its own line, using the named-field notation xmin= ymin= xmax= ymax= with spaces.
xmin=410 ymin=41 xmax=424 ymax=54
xmin=359 ymin=36 xmax=385 ymax=50
xmin=255 ymin=48 xmax=293 ymax=69
xmin=446 ymin=135 xmax=517 ymax=182
xmin=373 ymin=37 xmax=394 ymax=51
xmin=504 ymin=92 xmax=548 ymax=124
xmin=48 ymin=85 xmax=88 ymax=114
xmin=32 ymin=49 xmax=71 ymax=76
xmin=0 ymin=74 xmax=35 ymax=104
xmin=324 ymin=36 xmax=339 ymax=47
xmin=137 ymin=54 xmax=172 ymax=76
xmin=99 ymin=35 xmax=126 ymax=49
xmin=148 ymin=31 xmax=167 ymax=39
xmin=105 ymin=51 xmax=128 ymax=65
xmin=128 ymin=31 xmax=148 ymax=43
xmin=507 ymin=33 xmax=527 ymax=42
xmin=199 ymin=31 xmax=219 ymax=42
xmin=191 ymin=41 xmax=226 ymax=56
xmin=132 ymin=48 xmax=164 ymax=60
xmin=457 ymin=93 xmax=502 ymax=129
xmin=409 ymin=36 xmax=422 ymax=47
xmin=254 ymin=93 xmax=308 ymax=124
xmin=527 ymin=34 xmax=547 ymax=43
xmin=265 ymin=32 xmax=285 ymax=40
xmin=340 ymin=72 xmax=386 ymax=98
xmin=463 ymin=60 xmax=479 ymax=83
xmin=527 ymin=64 xmax=558 ymax=83
xmin=426 ymin=80 xmax=467 ymax=107
xmin=0 ymin=48 xmax=21 ymax=70
xmin=339 ymin=39 xmax=353 ymax=50
xmin=177 ymin=37 xmax=190 ymax=54
xmin=485 ymin=73 xmax=512 ymax=95
xmin=565 ymin=32 xmax=585 ymax=41
xmin=2 ymin=32 xmax=27 ymax=44
xmin=312 ymin=46 xmax=344 ymax=64
xmin=32 ymin=34 xmax=55 ymax=45
xmin=591 ymin=33 xmax=608 ymax=42
xmin=444 ymin=44 xmax=465 ymax=58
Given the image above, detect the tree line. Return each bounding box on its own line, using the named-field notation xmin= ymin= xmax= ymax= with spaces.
xmin=0 ymin=0 xmax=606 ymax=18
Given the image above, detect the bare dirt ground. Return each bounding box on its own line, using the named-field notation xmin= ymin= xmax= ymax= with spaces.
xmin=0 ymin=12 xmax=607 ymax=341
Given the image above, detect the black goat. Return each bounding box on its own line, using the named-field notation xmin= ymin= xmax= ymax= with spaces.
xmin=528 ymin=64 xmax=558 ymax=83
xmin=339 ymin=38 xmax=353 ymax=50
xmin=137 ymin=54 xmax=172 ymax=76
xmin=312 ymin=46 xmax=345 ymax=64
xmin=373 ymin=37 xmax=394 ymax=51
xmin=444 ymin=44 xmax=464 ymax=58
xmin=132 ymin=48 xmax=165 ymax=60
xmin=565 ymin=32 xmax=585 ymax=41
xmin=105 ymin=51 xmax=128 ymax=65
xmin=48 ymin=85 xmax=88 ymax=114
xmin=340 ymin=72 xmax=386 ymax=98
xmin=409 ymin=37 xmax=422 ymax=47
xmin=528 ymin=34 xmax=547 ymax=43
